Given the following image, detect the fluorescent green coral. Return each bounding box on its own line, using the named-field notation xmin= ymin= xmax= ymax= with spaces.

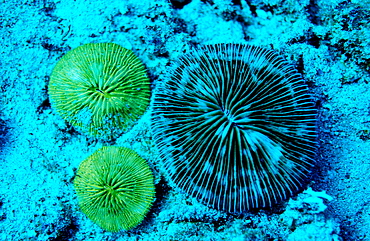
xmin=74 ymin=146 xmax=155 ymax=232
xmin=49 ymin=43 xmax=151 ymax=138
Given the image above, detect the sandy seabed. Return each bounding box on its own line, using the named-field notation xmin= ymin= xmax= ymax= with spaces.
xmin=1 ymin=0 xmax=369 ymax=240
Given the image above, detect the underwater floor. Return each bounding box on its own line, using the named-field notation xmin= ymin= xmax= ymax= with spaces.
xmin=1 ymin=0 xmax=370 ymax=240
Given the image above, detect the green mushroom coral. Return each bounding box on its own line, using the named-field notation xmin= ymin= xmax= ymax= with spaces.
xmin=49 ymin=43 xmax=151 ymax=138
xmin=74 ymin=146 xmax=155 ymax=232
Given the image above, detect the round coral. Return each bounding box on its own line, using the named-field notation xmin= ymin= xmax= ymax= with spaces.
xmin=49 ymin=43 xmax=150 ymax=138
xmin=74 ymin=146 xmax=155 ymax=232
xmin=152 ymin=43 xmax=317 ymax=213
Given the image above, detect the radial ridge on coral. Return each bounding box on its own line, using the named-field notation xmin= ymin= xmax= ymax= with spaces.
xmin=74 ymin=146 xmax=155 ymax=232
xmin=152 ymin=43 xmax=317 ymax=213
xmin=49 ymin=43 xmax=150 ymax=138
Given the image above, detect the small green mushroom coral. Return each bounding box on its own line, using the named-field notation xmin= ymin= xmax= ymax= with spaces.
xmin=49 ymin=43 xmax=151 ymax=138
xmin=74 ymin=146 xmax=155 ymax=232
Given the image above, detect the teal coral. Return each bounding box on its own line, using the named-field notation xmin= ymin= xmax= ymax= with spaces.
xmin=152 ymin=43 xmax=317 ymax=213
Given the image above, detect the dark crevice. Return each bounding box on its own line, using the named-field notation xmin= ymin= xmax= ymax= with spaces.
xmin=244 ymin=0 xmax=257 ymax=17
xmin=37 ymin=98 xmax=51 ymax=114
xmin=170 ymin=0 xmax=192 ymax=9
xmin=288 ymin=28 xmax=321 ymax=49
xmin=0 ymin=119 xmax=10 ymax=149
xmin=231 ymin=0 xmax=242 ymax=6
xmin=201 ymin=0 xmax=214 ymax=5
xmin=306 ymin=0 xmax=320 ymax=25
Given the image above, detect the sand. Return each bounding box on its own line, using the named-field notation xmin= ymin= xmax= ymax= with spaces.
xmin=0 ymin=0 xmax=369 ymax=240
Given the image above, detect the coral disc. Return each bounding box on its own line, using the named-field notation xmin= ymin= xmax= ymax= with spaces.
xmin=152 ymin=43 xmax=317 ymax=213
xmin=74 ymin=146 xmax=155 ymax=232
xmin=49 ymin=43 xmax=150 ymax=138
